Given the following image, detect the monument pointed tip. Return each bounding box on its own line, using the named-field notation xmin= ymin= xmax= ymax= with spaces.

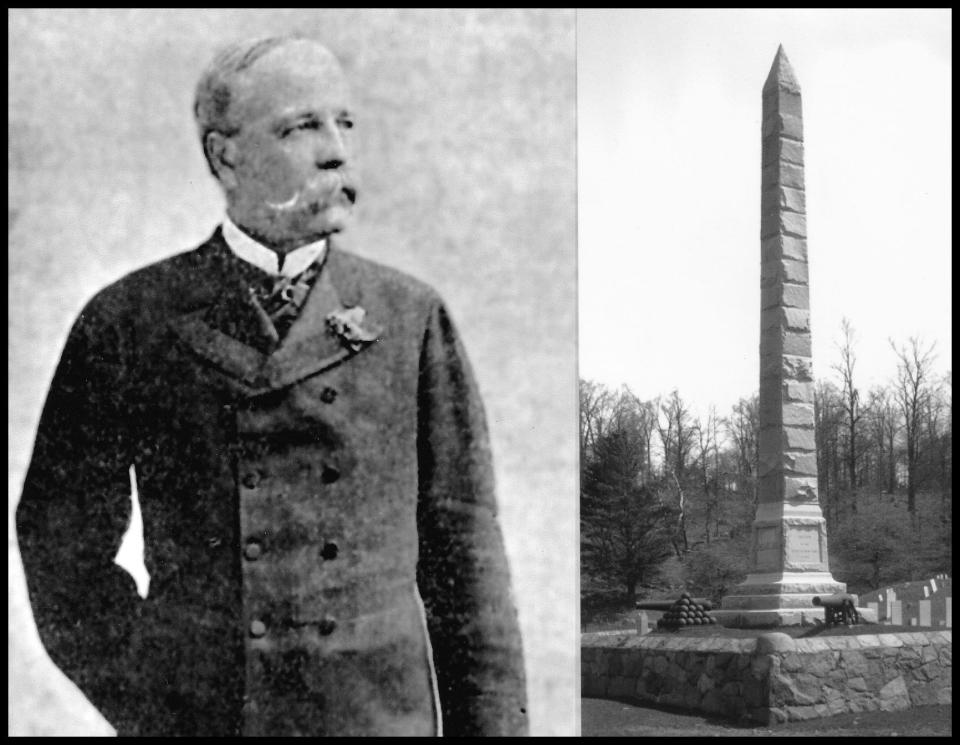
xmin=764 ymin=44 xmax=800 ymax=93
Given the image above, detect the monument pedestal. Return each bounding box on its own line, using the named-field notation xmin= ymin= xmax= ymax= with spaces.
xmin=714 ymin=571 xmax=847 ymax=627
xmin=717 ymin=501 xmax=847 ymax=627
xmin=714 ymin=503 xmax=876 ymax=626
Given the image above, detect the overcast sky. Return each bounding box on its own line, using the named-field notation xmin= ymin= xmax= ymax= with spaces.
xmin=578 ymin=9 xmax=952 ymax=421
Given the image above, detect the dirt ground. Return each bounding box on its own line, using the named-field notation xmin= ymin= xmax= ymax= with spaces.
xmin=581 ymin=698 xmax=953 ymax=737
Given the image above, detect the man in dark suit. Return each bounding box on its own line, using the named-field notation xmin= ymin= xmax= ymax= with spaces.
xmin=15 ymin=36 xmax=527 ymax=737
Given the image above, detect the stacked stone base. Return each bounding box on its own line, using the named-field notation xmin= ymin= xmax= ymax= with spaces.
xmin=581 ymin=630 xmax=952 ymax=724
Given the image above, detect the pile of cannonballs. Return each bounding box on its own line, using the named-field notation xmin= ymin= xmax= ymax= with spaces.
xmin=656 ymin=593 xmax=716 ymax=630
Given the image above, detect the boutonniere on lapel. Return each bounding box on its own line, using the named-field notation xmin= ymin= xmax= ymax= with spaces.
xmin=325 ymin=305 xmax=383 ymax=352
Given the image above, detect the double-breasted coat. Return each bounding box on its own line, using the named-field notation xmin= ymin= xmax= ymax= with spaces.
xmin=15 ymin=228 xmax=528 ymax=736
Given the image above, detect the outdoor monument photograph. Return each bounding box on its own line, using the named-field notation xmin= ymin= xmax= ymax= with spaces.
xmin=578 ymin=9 xmax=951 ymax=736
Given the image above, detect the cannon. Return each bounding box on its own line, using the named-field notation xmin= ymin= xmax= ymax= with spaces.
xmin=812 ymin=593 xmax=861 ymax=626
xmin=635 ymin=598 xmax=713 ymax=611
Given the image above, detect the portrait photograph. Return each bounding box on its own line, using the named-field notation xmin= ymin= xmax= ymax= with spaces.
xmin=9 ymin=8 xmax=577 ymax=737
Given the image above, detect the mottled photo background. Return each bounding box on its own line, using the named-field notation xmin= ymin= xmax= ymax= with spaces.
xmin=8 ymin=9 xmax=577 ymax=736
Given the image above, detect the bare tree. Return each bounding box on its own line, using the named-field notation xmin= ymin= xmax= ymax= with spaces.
xmin=709 ymin=406 xmax=723 ymax=539
xmin=623 ymin=386 xmax=657 ymax=484
xmin=920 ymin=371 xmax=951 ymax=518
xmin=865 ymin=386 xmax=898 ymax=493
xmin=833 ymin=318 xmax=865 ymax=510
xmin=814 ymin=380 xmax=844 ymax=524
xmin=693 ymin=408 xmax=723 ymax=545
xmin=579 ymin=379 xmax=614 ymax=466
xmin=725 ymin=395 xmax=759 ymax=508
xmin=890 ymin=337 xmax=938 ymax=519
xmin=656 ymin=390 xmax=698 ymax=553
xmin=656 ymin=389 xmax=696 ymax=479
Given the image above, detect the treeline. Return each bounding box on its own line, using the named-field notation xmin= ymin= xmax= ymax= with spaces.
xmin=581 ymin=327 xmax=951 ymax=614
xmin=816 ymin=326 xmax=951 ymax=521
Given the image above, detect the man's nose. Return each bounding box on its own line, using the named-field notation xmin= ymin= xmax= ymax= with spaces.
xmin=315 ymin=122 xmax=348 ymax=170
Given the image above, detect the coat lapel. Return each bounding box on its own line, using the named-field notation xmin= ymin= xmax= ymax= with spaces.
xmin=169 ymin=233 xmax=383 ymax=395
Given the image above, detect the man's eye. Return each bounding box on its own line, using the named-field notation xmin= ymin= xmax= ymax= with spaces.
xmin=282 ymin=121 xmax=319 ymax=137
xmin=338 ymin=119 xmax=354 ymax=130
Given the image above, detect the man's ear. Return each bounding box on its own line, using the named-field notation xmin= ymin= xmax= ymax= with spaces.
xmin=205 ymin=132 xmax=239 ymax=189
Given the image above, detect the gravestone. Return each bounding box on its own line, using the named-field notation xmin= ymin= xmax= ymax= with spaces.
xmin=714 ymin=46 xmax=847 ymax=627
xmin=862 ymin=579 xmax=950 ymax=625
xmin=919 ymin=600 xmax=931 ymax=626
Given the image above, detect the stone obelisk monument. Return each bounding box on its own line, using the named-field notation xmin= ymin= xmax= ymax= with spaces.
xmin=715 ymin=46 xmax=846 ymax=627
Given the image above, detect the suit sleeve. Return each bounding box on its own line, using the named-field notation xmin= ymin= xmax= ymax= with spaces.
xmin=414 ymin=298 xmax=528 ymax=736
xmin=15 ymin=300 xmax=142 ymax=725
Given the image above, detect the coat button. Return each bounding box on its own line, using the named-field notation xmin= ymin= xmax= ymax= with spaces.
xmin=249 ymin=619 xmax=267 ymax=638
xmin=320 ymin=387 xmax=337 ymax=404
xmin=242 ymin=472 xmax=260 ymax=489
xmin=320 ymin=542 xmax=339 ymax=561
xmin=244 ymin=541 xmax=263 ymax=560
xmin=321 ymin=465 xmax=340 ymax=484
xmin=318 ymin=617 xmax=337 ymax=636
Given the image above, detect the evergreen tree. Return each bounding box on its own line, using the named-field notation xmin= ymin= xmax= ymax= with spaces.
xmin=581 ymin=427 xmax=675 ymax=600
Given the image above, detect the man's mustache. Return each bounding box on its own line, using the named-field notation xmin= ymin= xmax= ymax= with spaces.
xmin=266 ymin=173 xmax=357 ymax=212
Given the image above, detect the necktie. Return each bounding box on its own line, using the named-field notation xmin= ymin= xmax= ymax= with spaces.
xmin=247 ymin=262 xmax=323 ymax=349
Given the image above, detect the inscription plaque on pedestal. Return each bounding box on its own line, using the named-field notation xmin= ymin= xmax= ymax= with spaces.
xmin=785 ymin=526 xmax=821 ymax=564
xmin=755 ymin=527 xmax=780 ymax=568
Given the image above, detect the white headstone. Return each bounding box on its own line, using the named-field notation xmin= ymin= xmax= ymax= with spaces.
xmin=637 ymin=611 xmax=649 ymax=636
xmin=891 ymin=601 xmax=902 ymax=625
xmin=923 ymin=586 xmax=930 ymax=598
xmin=930 ymin=579 xmax=937 ymax=593
xmin=919 ymin=600 xmax=931 ymax=627
xmin=909 ymin=617 xmax=918 ymax=626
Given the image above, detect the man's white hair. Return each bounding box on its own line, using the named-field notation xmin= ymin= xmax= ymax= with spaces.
xmin=193 ymin=35 xmax=303 ymax=173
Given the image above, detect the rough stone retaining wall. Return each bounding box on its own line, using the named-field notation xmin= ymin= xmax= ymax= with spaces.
xmin=581 ymin=630 xmax=951 ymax=724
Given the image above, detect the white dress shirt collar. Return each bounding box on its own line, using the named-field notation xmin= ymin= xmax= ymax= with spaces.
xmin=222 ymin=215 xmax=327 ymax=278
